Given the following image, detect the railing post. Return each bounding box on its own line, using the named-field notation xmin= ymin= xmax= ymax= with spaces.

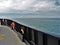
xmin=43 ymin=34 xmax=47 ymax=45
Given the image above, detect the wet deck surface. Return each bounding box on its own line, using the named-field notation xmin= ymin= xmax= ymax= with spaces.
xmin=0 ymin=26 xmax=26 ymax=45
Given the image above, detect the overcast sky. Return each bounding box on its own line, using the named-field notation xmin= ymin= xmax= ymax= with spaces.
xmin=0 ymin=0 xmax=60 ymax=14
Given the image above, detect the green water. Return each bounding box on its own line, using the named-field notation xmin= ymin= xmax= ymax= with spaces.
xmin=12 ymin=18 xmax=60 ymax=38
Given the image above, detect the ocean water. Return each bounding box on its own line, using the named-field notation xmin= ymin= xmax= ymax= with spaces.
xmin=12 ymin=18 xmax=60 ymax=38
xmin=0 ymin=13 xmax=60 ymax=37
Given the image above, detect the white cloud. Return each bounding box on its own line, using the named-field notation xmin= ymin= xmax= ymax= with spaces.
xmin=0 ymin=0 xmax=12 ymax=12
xmin=0 ymin=0 xmax=60 ymax=13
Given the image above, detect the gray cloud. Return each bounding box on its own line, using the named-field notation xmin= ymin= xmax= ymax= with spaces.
xmin=0 ymin=0 xmax=60 ymax=13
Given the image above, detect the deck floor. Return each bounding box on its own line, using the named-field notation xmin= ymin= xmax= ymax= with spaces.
xmin=0 ymin=25 xmax=26 ymax=45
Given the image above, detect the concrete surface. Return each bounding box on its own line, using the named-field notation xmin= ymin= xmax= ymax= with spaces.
xmin=0 ymin=25 xmax=26 ymax=45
